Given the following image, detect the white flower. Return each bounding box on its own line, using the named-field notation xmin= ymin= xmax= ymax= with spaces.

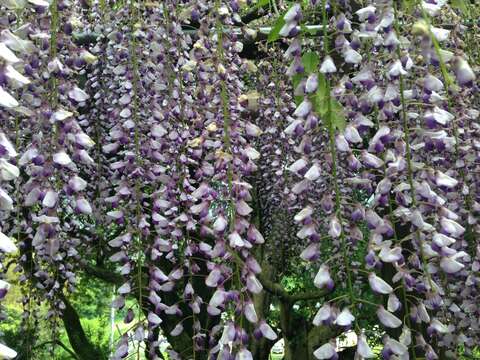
xmin=344 ymin=125 xmax=362 ymax=143
xmin=361 ymin=151 xmax=384 ymax=168
xmin=305 ymin=73 xmax=319 ymax=93
xmin=344 ymin=48 xmax=362 ymax=64
xmin=335 ymin=135 xmax=350 ymax=152
xmin=454 ymin=57 xmax=475 ymax=85
xmin=118 ymin=282 xmax=131 ymax=295
xmin=288 ymin=158 xmax=307 ymax=173
xmin=244 ymin=301 xmax=258 ymax=323
xmin=0 ymin=187 xmax=13 ymax=211
xmin=205 ymin=268 xmax=221 ymax=287
xmin=388 ymin=294 xmax=401 ymax=312
xmin=297 ymin=224 xmax=316 ymax=239
xmin=433 ymin=233 xmax=456 ymax=247
xmin=213 ymin=215 xmax=227 ymax=233
xmin=335 ymin=308 xmax=355 ymax=326
xmin=52 ymin=109 xmax=73 ymax=122
xmin=440 ymin=217 xmax=465 ymax=237
xmin=425 ymin=107 xmax=454 ymax=125
xmin=440 ymin=256 xmax=464 ymax=274
xmin=1 ymin=30 xmax=35 ymax=53
xmin=431 ymin=26 xmax=450 ymax=42
xmin=68 ymin=176 xmax=88 ymax=192
xmin=368 ymin=273 xmax=393 ymax=294
xmin=313 ymin=304 xmax=332 ymax=326
xmin=5 ymin=64 xmax=30 ymax=86
xmin=293 ymin=99 xmax=312 ymax=118
xmin=388 ymin=60 xmax=407 ymax=77
xmin=438 ymin=49 xmax=454 ymax=63
xmin=314 ymin=265 xmax=332 ymax=289
xmin=379 ymin=246 xmax=402 ymax=263
xmin=53 ymin=151 xmax=72 ymax=166
xmin=284 ymin=4 xmax=301 ymax=22
xmin=0 ymin=342 xmax=17 ymax=359
xmin=76 ymin=133 xmax=95 ymax=148
xmin=422 ymin=0 xmax=447 ymax=16
xmin=357 ymin=333 xmax=375 ymax=358
xmin=0 ymin=42 xmax=19 ymax=63
xmin=236 ymin=200 xmax=253 ymax=216
xmin=435 ymin=170 xmax=458 ymax=188
xmin=0 ymin=86 xmax=18 ymax=108
xmin=386 ymin=337 xmax=408 ymax=355
xmin=148 ymin=312 xmax=162 ymax=325
xmin=76 ymin=198 xmax=92 ymax=215
xmin=0 ymin=133 xmax=17 ymax=157
xmin=279 ymin=22 xmax=297 ymax=37
xmin=423 ymin=74 xmax=443 ymax=92
xmin=68 ymin=87 xmax=89 ymax=102
xmin=284 ymin=119 xmax=302 ymax=135
xmin=259 ymin=321 xmax=277 ymax=340
xmin=430 ymin=318 xmax=450 ymax=333
xmin=246 ymin=274 xmax=263 ymax=294
xmin=235 ymin=348 xmax=253 ymax=360
xmin=209 ymin=289 xmax=226 ymax=308
xmin=0 ymin=159 xmax=19 ymax=181
xmin=294 ymin=206 xmax=313 ymax=223
xmin=328 ymin=216 xmax=342 ymax=238
xmin=170 ymin=323 xmax=183 ymax=336
xmin=418 ymin=303 xmax=431 ymax=323
xmin=377 ymin=306 xmax=402 ymax=328
xmin=399 ymin=326 xmax=412 ymax=346
xmin=314 ymin=342 xmax=336 ymax=359
xmin=228 ymin=232 xmax=245 ymax=248
xmin=355 ymin=6 xmax=376 ymax=22
xmin=42 ymin=190 xmax=58 ymax=208
xmin=0 ymin=231 xmax=17 ymax=253
xmin=320 ymin=56 xmax=337 ymax=73
xmin=305 ymin=164 xmax=321 ymax=181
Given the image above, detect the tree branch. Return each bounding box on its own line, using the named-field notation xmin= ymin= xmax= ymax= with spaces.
xmin=239 ymin=2 xmax=271 ymax=25
xmin=59 ymin=293 xmax=106 ymax=360
xmin=290 ymin=288 xmax=329 ymax=302
xmin=228 ymin=245 xmax=328 ymax=303
xmin=82 ymin=263 xmax=123 ymax=285
xmin=34 ymin=340 xmax=79 ymax=359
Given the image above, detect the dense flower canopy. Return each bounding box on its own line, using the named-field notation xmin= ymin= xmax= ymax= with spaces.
xmin=0 ymin=0 xmax=479 ymax=359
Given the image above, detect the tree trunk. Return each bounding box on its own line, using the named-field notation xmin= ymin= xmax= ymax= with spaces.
xmin=284 ymin=327 xmax=310 ymax=360
xmin=279 ymin=299 xmax=340 ymax=360
xmin=250 ymin=261 xmax=276 ymax=360
xmin=60 ymin=294 xmax=106 ymax=360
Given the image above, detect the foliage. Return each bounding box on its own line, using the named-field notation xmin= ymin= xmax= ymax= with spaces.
xmin=0 ymin=0 xmax=479 ymax=360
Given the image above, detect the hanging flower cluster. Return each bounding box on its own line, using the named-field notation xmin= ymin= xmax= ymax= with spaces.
xmin=1 ymin=0 xmax=96 ymax=355
xmin=0 ymin=0 xmax=478 ymax=359
xmin=280 ymin=0 xmax=479 ymax=359
xmin=0 ymin=8 xmax=26 ymax=357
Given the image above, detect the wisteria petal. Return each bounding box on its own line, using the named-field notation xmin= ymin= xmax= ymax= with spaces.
xmin=377 ymin=306 xmax=402 ymax=328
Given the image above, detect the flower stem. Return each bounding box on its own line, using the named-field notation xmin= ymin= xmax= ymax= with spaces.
xmin=321 ymin=0 xmax=354 ymax=304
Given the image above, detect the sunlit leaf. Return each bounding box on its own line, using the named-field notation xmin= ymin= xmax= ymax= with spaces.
xmin=267 ymin=14 xmax=286 ymax=43
xmin=301 ymin=52 xmax=319 ymax=74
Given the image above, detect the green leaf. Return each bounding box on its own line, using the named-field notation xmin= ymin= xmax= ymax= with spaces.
xmin=451 ymin=0 xmax=470 ymax=15
xmin=267 ymin=14 xmax=285 ymax=43
xmin=292 ymin=73 xmax=304 ymax=105
xmin=402 ymin=0 xmax=416 ymax=12
xmin=330 ymin=100 xmax=346 ymax=132
xmin=257 ymin=0 xmax=271 ymax=7
xmin=312 ymin=77 xmax=346 ymax=131
xmin=301 ymin=52 xmax=319 ymax=74
xmin=316 ymin=73 xmax=327 ymax=100
xmin=312 ymin=73 xmax=328 ymax=115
